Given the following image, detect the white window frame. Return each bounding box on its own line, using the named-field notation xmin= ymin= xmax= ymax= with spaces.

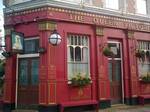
xmin=136 ymin=0 xmax=147 ymax=15
xmin=137 ymin=41 xmax=150 ymax=77
xmin=67 ymin=34 xmax=90 ymax=79
xmin=104 ymin=0 xmax=119 ymax=10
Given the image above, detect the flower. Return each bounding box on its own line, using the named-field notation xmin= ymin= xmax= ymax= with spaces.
xmin=69 ymin=73 xmax=91 ymax=87
xmin=140 ymin=73 xmax=150 ymax=83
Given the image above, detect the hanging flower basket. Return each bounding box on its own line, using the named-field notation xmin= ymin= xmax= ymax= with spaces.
xmin=102 ymin=46 xmax=114 ymax=57
xmin=69 ymin=73 xmax=91 ymax=87
xmin=135 ymin=49 xmax=145 ymax=62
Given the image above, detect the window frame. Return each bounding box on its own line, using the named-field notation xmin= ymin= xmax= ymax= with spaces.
xmin=136 ymin=0 xmax=147 ymax=15
xmin=137 ymin=41 xmax=150 ymax=77
xmin=24 ymin=37 xmax=39 ymax=54
xmin=67 ymin=34 xmax=90 ymax=79
xmin=104 ymin=0 xmax=119 ymax=10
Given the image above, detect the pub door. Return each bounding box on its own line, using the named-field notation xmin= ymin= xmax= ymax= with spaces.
xmin=17 ymin=58 xmax=39 ymax=108
xmin=108 ymin=41 xmax=124 ymax=104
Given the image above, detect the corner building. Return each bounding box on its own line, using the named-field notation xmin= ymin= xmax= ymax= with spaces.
xmin=2 ymin=0 xmax=150 ymax=111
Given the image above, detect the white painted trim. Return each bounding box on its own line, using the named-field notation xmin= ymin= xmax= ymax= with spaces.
xmin=24 ymin=37 xmax=39 ymax=40
xmin=17 ymin=53 xmax=40 ymax=58
xmin=15 ymin=55 xmax=19 ymax=109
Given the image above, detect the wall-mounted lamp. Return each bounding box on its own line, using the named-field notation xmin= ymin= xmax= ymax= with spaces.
xmin=48 ymin=30 xmax=62 ymax=46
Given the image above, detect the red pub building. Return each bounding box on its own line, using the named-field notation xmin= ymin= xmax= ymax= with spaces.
xmin=2 ymin=0 xmax=150 ymax=112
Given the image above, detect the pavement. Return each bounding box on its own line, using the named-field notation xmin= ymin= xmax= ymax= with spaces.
xmin=99 ymin=104 xmax=150 ymax=112
xmin=0 ymin=104 xmax=150 ymax=112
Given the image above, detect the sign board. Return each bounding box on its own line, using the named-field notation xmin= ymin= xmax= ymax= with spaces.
xmin=11 ymin=31 xmax=24 ymax=53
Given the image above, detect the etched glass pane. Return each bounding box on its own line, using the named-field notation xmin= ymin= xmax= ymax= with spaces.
xmin=82 ymin=47 xmax=88 ymax=62
xmin=31 ymin=59 xmax=39 ymax=85
xmin=19 ymin=60 xmax=28 ymax=86
xmin=24 ymin=39 xmax=39 ymax=54
xmin=75 ymin=47 xmax=81 ymax=61
xmin=68 ymin=46 xmax=74 ymax=61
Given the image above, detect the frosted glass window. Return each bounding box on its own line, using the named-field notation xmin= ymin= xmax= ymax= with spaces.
xmin=31 ymin=59 xmax=39 ymax=85
xmin=105 ymin=0 xmax=119 ymax=10
xmin=19 ymin=60 xmax=28 ymax=86
xmin=67 ymin=34 xmax=90 ymax=79
xmin=8 ymin=0 xmax=31 ymax=5
xmin=136 ymin=0 xmax=147 ymax=14
xmin=24 ymin=39 xmax=39 ymax=54
xmin=61 ymin=0 xmax=81 ymax=3
xmin=137 ymin=41 xmax=150 ymax=77
xmin=83 ymin=0 xmax=93 ymax=5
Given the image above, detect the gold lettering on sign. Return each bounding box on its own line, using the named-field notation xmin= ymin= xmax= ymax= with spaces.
xmin=69 ymin=14 xmax=84 ymax=22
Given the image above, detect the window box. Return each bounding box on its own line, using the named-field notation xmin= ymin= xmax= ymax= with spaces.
xmin=139 ymin=73 xmax=150 ymax=83
xmin=69 ymin=73 xmax=91 ymax=87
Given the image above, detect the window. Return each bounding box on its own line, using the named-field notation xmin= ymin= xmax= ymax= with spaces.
xmin=83 ymin=0 xmax=93 ymax=5
xmin=7 ymin=0 xmax=31 ymax=6
xmin=105 ymin=0 xmax=119 ymax=10
xmin=136 ymin=0 xmax=147 ymax=14
xmin=24 ymin=38 xmax=39 ymax=54
xmin=60 ymin=0 xmax=81 ymax=3
xmin=137 ymin=41 xmax=150 ymax=77
xmin=67 ymin=34 xmax=90 ymax=79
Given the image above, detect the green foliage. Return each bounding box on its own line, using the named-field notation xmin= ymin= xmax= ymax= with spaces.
xmin=135 ymin=49 xmax=145 ymax=62
xmin=140 ymin=73 xmax=150 ymax=83
xmin=103 ymin=46 xmax=113 ymax=57
xmin=69 ymin=73 xmax=91 ymax=87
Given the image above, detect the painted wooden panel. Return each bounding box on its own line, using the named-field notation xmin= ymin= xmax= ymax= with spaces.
xmin=3 ymin=80 xmax=12 ymax=103
xmin=39 ymin=82 xmax=47 ymax=105
xmin=48 ymin=82 xmax=57 ymax=104
xmin=69 ymin=86 xmax=92 ymax=101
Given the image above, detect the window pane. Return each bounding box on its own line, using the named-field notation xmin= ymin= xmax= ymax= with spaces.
xmin=62 ymin=0 xmax=81 ymax=3
xmin=67 ymin=34 xmax=90 ymax=79
xmin=108 ymin=61 xmax=113 ymax=82
xmin=75 ymin=47 xmax=81 ymax=61
xmin=137 ymin=41 xmax=150 ymax=77
xmin=82 ymin=47 xmax=88 ymax=62
xmin=19 ymin=60 xmax=28 ymax=86
xmin=68 ymin=46 xmax=74 ymax=61
xmin=31 ymin=59 xmax=39 ymax=85
xmin=105 ymin=0 xmax=119 ymax=10
xmin=109 ymin=43 xmax=121 ymax=58
xmin=24 ymin=39 xmax=39 ymax=54
xmin=83 ymin=0 xmax=93 ymax=5
xmin=137 ymin=0 xmax=147 ymax=14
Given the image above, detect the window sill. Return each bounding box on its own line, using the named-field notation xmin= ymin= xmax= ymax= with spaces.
xmin=67 ymin=80 xmax=93 ymax=85
xmin=139 ymin=79 xmax=150 ymax=84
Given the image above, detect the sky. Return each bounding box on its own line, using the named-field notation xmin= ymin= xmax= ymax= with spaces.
xmin=0 ymin=0 xmax=4 ymax=37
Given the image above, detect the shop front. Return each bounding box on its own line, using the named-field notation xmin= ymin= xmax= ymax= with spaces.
xmin=2 ymin=5 xmax=150 ymax=112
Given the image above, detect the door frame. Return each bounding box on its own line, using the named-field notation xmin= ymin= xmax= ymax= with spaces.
xmin=15 ymin=53 xmax=39 ymax=109
xmin=108 ymin=40 xmax=124 ymax=104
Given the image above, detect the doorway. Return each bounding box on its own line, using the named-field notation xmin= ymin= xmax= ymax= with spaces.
xmin=17 ymin=57 xmax=39 ymax=108
xmin=108 ymin=41 xmax=124 ymax=104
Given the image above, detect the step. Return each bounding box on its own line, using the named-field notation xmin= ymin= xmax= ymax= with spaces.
xmin=12 ymin=110 xmax=38 ymax=112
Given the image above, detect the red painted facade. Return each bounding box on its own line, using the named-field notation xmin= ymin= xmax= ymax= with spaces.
xmin=3 ymin=5 xmax=150 ymax=111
